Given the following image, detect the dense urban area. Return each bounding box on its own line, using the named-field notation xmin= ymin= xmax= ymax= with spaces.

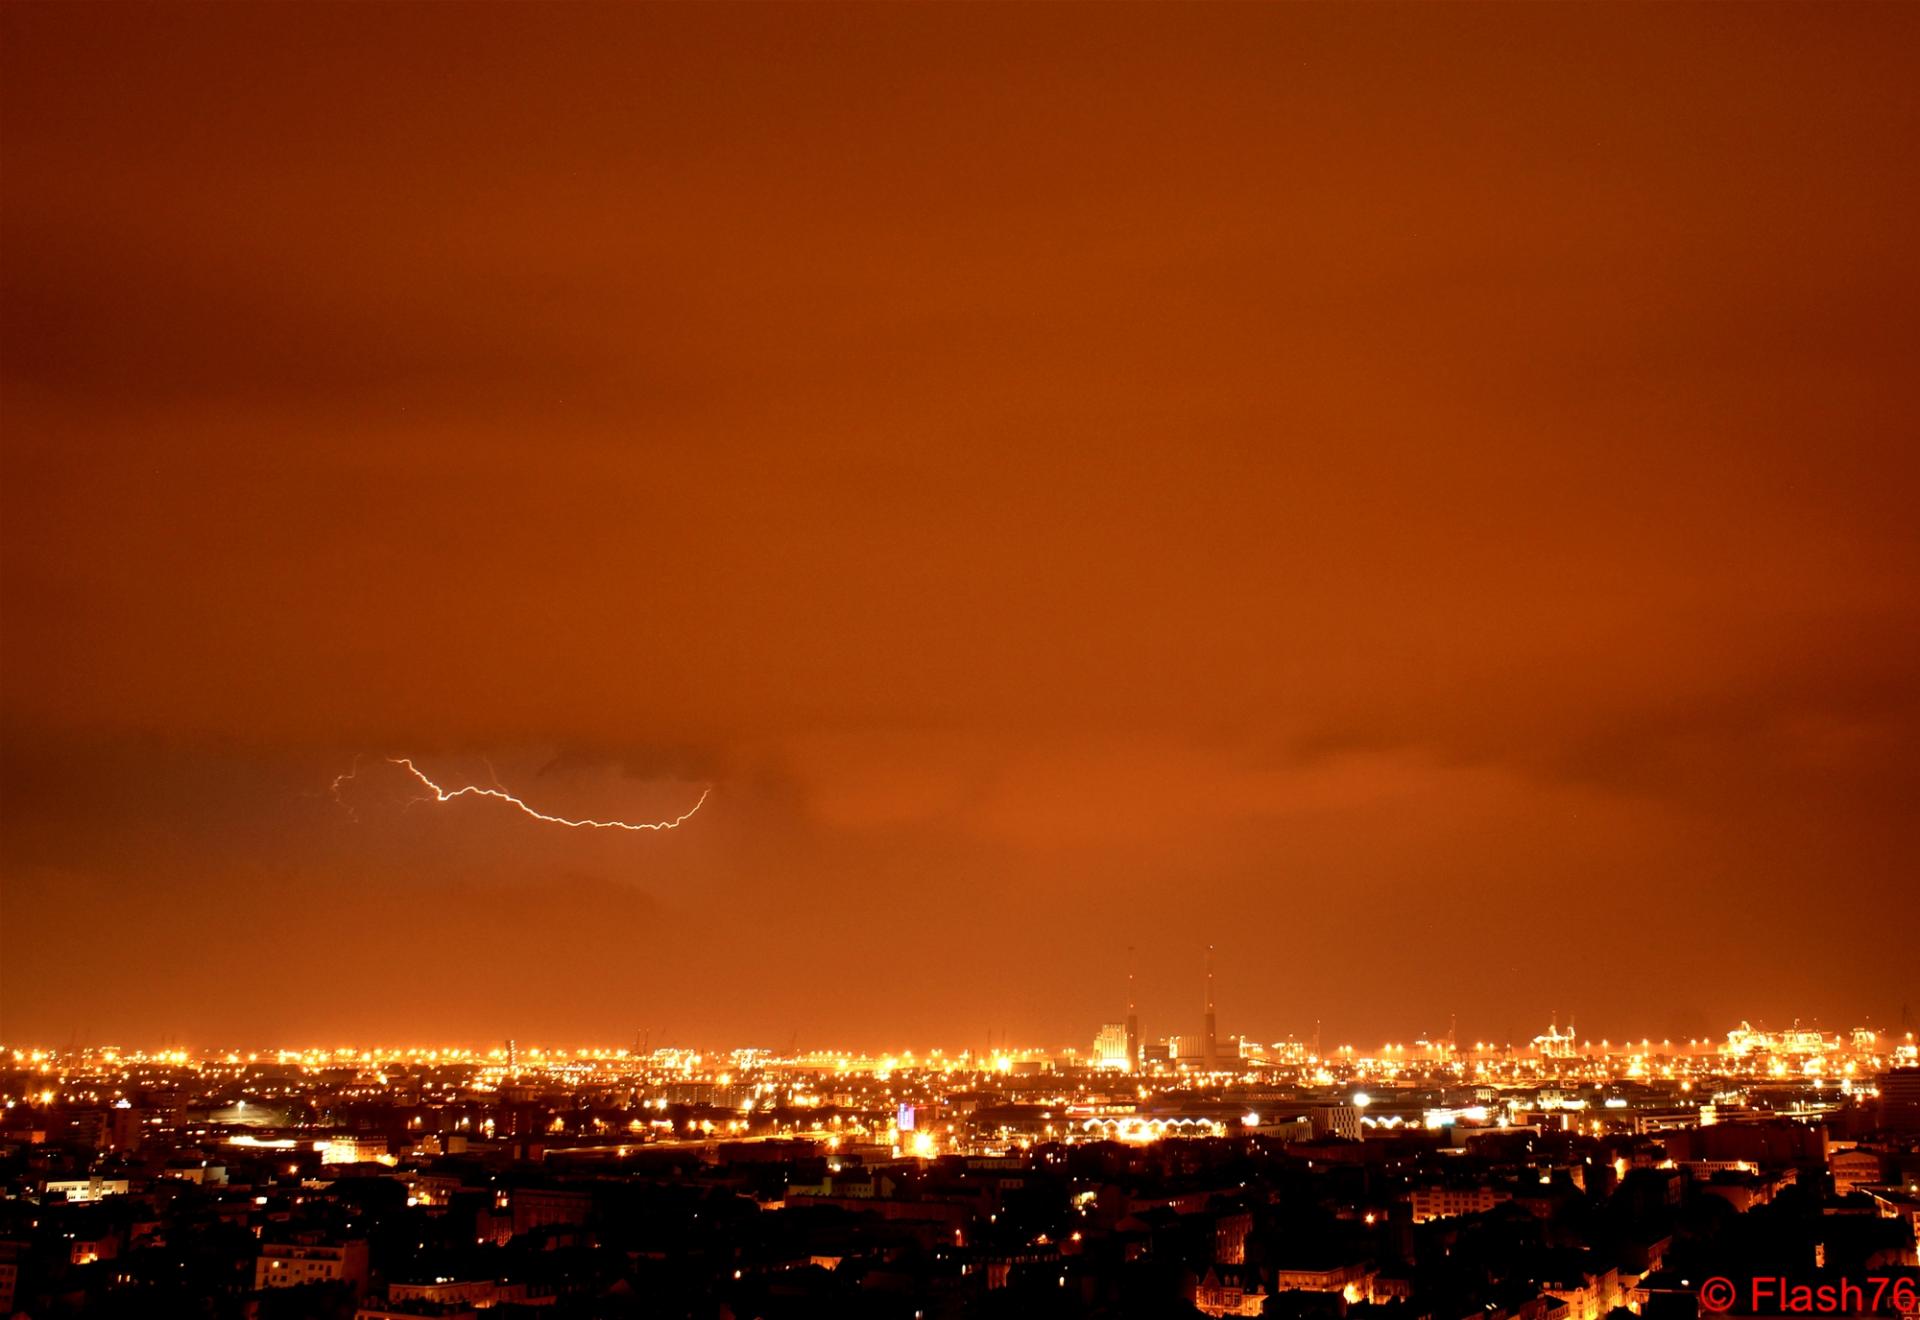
xmin=2 ymin=1020 xmax=1917 ymax=1320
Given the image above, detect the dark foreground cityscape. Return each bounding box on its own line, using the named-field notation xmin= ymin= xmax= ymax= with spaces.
xmin=3 ymin=1019 xmax=1918 ymax=1320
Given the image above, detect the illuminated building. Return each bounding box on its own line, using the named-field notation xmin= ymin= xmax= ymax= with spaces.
xmin=1271 ymin=1260 xmax=1377 ymax=1303
xmin=1194 ymin=1266 xmax=1268 ymax=1317
xmin=1411 ymin=1184 xmax=1510 ymax=1222
xmin=386 ymin=1278 xmax=544 ymax=1307
xmin=255 ymin=1241 xmax=369 ymax=1294
xmin=1093 ymin=1023 xmax=1131 ymax=1070
xmin=1723 ymin=1020 xmax=1831 ymax=1057
xmin=40 ymin=1177 xmax=130 ymax=1203
xmin=1215 ymin=1212 xmax=1252 ymax=1264
xmin=1078 ymin=1114 xmax=1222 ymax=1142
xmin=318 ymin=1134 xmax=388 ymax=1164
xmin=1310 ymin=1102 xmax=1363 ymax=1142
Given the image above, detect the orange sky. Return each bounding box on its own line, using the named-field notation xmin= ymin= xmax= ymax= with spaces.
xmin=4 ymin=4 xmax=1917 ymax=1051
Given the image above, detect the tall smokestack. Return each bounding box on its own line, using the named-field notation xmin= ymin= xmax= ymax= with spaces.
xmin=1126 ymin=946 xmax=1140 ymax=1072
xmin=1203 ymin=945 xmax=1218 ymax=1070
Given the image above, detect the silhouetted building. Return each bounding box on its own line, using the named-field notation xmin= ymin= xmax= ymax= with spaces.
xmin=1883 ymin=1068 xmax=1920 ymax=1132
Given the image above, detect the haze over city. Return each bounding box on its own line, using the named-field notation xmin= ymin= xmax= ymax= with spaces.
xmin=5 ymin=3 xmax=1918 ymax=1056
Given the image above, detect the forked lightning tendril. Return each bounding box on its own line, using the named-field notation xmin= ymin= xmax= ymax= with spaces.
xmin=331 ymin=755 xmax=708 ymax=832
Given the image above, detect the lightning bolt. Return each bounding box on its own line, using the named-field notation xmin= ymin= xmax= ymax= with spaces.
xmin=328 ymin=755 xmax=367 ymax=820
xmin=334 ymin=755 xmax=708 ymax=832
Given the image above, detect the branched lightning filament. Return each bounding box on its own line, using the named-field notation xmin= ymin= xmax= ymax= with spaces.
xmin=338 ymin=756 xmax=708 ymax=832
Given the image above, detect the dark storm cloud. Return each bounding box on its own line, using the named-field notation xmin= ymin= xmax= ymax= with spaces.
xmin=0 ymin=217 xmax=617 ymax=410
xmin=3 ymin=2 xmax=1917 ymax=1048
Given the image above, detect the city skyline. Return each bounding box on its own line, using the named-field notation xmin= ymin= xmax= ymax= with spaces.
xmin=5 ymin=998 xmax=1915 ymax=1069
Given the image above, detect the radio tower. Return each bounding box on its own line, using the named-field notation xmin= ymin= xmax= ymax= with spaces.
xmin=1203 ymin=945 xmax=1219 ymax=1070
xmin=1126 ymin=946 xmax=1141 ymax=1072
